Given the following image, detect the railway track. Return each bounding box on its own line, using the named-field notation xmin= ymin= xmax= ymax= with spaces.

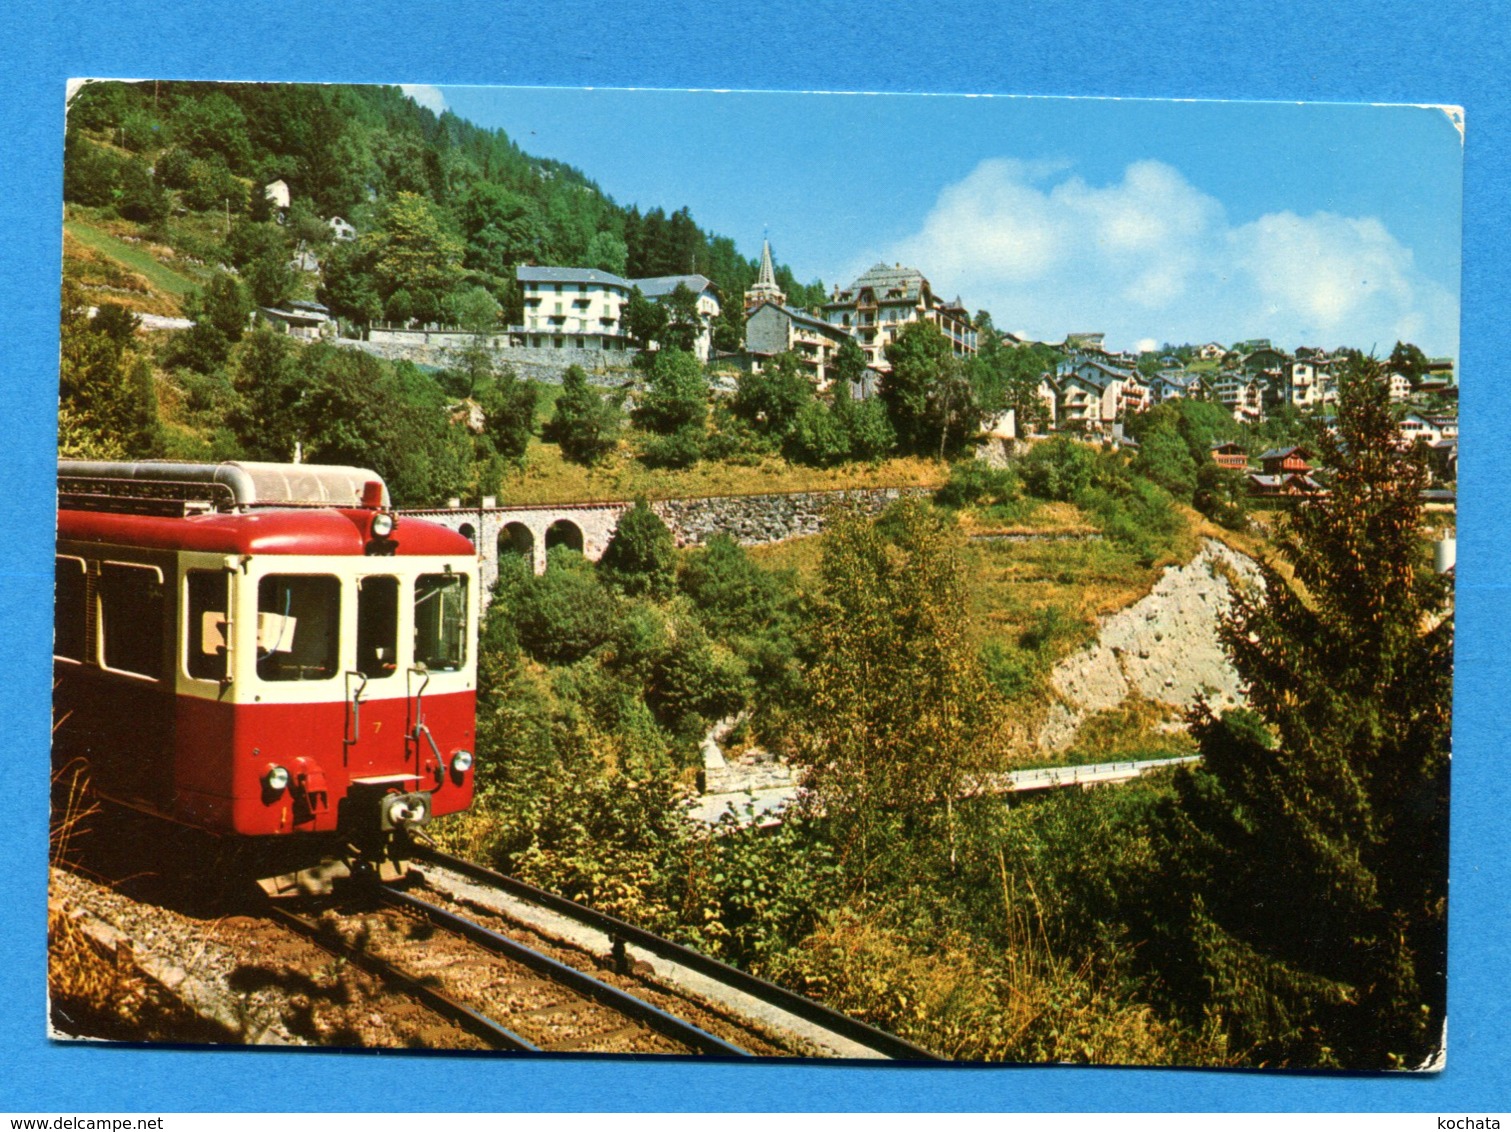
xmin=268 ymin=887 xmax=755 ymax=1056
xmin=405 ymin=844 xmax=939 ymax=1061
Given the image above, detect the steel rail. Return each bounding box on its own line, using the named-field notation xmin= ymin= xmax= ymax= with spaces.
xmin=265 ymin=904 xmax=539 ymax=1052
xmin=377 ymin=886 xmax=751 ymax=1058
xmin=408 ymin=845 xmax=939 ymax=1061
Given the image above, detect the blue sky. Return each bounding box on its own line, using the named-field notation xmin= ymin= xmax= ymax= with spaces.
xmin=406 ymin=85 xmax=1463 ymax=358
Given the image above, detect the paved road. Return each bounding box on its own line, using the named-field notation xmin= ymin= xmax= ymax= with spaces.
xmin=690 ymin=754 xmax=1201 ymax=826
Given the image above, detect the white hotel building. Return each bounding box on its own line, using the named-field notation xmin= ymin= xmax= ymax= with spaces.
xmin=515 ymin=266 xmax=720 ymax=361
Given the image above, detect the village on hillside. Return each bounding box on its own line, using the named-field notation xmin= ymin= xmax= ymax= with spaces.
xmin=245 ymin=170 xmax=1464 ymax=505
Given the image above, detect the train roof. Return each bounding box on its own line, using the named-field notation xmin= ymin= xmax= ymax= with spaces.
xmin=57 ymin=506 xmax=476 ymax=558
xmin=60 ymin=459 xmax=391 ymax=510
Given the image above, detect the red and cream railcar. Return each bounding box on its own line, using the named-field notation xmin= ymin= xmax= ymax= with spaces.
xmin=53 ymin=460 xmax=478 ymax=849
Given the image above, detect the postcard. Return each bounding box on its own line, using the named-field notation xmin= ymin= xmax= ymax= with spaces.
xmin=49 ymin=81 xmax=1460 ymax=1069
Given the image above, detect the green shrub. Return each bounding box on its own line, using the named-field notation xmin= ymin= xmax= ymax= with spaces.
xmin=935 ymin=459 xmax=1020 ymax=510
xmin=598 ymin=499 xmax=677 ymax=599
xmin=544 ymin=364 xmax=622 ymax=466
xmin=638 ymin=424 xmax=704 ymax=469
xmin=679 ymin=534 xmax=794 ymax=638
xmin=732 ymin=353 xmax=813 ymax=437
xmin=785 ymin=399 xmax=851 ymax=467
xmin=841 ymin=395 xmax=897 ymax=462
xmin=645 ymin=617 xmax=749 ymax=742
xmin=1193 ymin=463 xmax=1248 ymax=530
xmin=507 ymin=547 xmax=618 ymax=664
xmin=633 ymin=348 xmax=707 ymax=435
xmin=1020 ymin=437 xmax=1098 ymax=501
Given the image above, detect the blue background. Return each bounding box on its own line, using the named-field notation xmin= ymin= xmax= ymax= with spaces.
xmin=2 ymin=0 xmax=1505 ymax=1112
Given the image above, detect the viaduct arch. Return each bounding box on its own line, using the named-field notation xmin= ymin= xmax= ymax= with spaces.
xmin=400 ymin=501 xmax=632 ymax=600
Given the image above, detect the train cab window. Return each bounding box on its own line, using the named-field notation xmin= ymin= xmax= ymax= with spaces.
xmin=186 ymin=571 xmax=229 ymax=681
xmin=356 ymin=575 xmax=398 ymax=679
xmin=256 ymin=574 xmax=339 ymax=681
xmin=414 ymin=573 xmax=468 ymax=672
xmin=54 ymin=556 xmax=87 ymax=662
xmin=97 ymin=563 xmax=164 ymax=678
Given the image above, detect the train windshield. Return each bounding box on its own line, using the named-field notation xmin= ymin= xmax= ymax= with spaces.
xmin=414 ymin=573 xmax=467 ymax=672
xmin=356 ymin=575 xmax=399 ymax=679
xmin=256 ymin=574 xmax=340 ymax=681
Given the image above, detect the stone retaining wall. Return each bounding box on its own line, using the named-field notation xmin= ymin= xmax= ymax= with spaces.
xmin=652 ymin=486 xmax=931 ymax=547
xmin=334 ymin=337 xmax=636 ymax=386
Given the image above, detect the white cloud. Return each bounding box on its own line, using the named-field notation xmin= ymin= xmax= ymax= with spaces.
xmin=400 ymin=84 xmax=447 ymax=115
xmin=1134 ymin=338 xmax=1159 ymax=354
xmin=877 ymin=159 xmax=1458 ymax=356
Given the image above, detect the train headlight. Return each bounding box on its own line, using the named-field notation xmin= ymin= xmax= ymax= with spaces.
xmin=370 ymin=512 xmax=395 ymax=539
xmin=265 ymin=764 xmax=291 ymax=792
xmin=451 ymin=749 xmax=474 ymax=774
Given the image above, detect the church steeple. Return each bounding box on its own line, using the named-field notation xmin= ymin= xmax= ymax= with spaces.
xmin=744 ymin=236 xmax=787 ymax=310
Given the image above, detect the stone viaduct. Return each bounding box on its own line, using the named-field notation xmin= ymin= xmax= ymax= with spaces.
xmin=400 ymin=501 xmax=628 ymax=596
xmin=400 ymin=486 xmax=927 ymax=606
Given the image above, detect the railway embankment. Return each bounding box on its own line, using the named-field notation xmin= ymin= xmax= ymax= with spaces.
xmin=1037 ymin=538 xmax=1263 ymax=752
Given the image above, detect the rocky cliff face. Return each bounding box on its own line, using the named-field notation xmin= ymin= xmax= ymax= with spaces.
xmin=1037 ymin=538 xmax=1264 ymax=751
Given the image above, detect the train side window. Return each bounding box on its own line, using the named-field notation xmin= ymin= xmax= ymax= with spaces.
xmin=186 ymin=571 xmax=229 ymax=681
xmin=414 ymin=573 xmax=468 ymax=672
xmin=256 ymin=574 xmax=340 ymax=682
xmin=54 ymin=556 xmax=87 ymax=662
xmin=97 ymin=563 xmax=164 ymax=679
xmin=356 ymin=575 xmax=398 ymax=679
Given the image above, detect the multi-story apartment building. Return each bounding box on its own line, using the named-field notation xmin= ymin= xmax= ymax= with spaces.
xmin=1213 ymin=371 xmax=1266 ymax=422
xmin=1276 ymin=360 xmax=1319 ymax=409
xmin=515 ymin=267 xmax=722 ymax=361
xmin=821 ymin=263 xmax=976 ymax=370
xmin=516 ymin=266 xmax=632 ymax=350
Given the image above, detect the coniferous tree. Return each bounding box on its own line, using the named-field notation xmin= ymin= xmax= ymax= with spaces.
xmin=1162 ymin=356 xmax=1451 ymax=1068
xmin=598 ymin=499 xmax=677 ymax=600
xmin=545 ymin=364 xmax=623 ymax=465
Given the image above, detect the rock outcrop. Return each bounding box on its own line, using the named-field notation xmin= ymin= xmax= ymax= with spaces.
xmin=1038 ymin=538 xmax=1263 ymax=751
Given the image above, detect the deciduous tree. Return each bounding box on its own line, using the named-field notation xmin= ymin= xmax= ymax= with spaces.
xmin=366 ymin=191 xmax=466 ymax=318
xmin=783 ymin=501 xmax=1003 ymax=884
xmin=732 ymin=352 xmax=812 ymax=437
xmin=881 ymin=320 xmax=976 ymax=458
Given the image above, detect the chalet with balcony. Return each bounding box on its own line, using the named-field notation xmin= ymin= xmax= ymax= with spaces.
xmin=1258 ymin=446 xmax=1314 ymax=477
xmin=1211 ymin=442 xmax=1248 ymax=470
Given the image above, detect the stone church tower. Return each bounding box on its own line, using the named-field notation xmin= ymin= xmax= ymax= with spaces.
xmin=744 ymin=238 xmax=787 ymax=310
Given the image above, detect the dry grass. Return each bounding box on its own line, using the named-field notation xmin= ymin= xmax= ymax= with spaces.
xmin=61 ymin=230 xmax=188 ymax=318
xmin=497 ymin=440 xmax=948 ymax=506
xmin=63 ymin=219 xmax=201 ymax=312
xmin=768 ymin=890 xmax=1229 ymax=1065
xmin=1057 ymin=695 xmax=1197 ymax=766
